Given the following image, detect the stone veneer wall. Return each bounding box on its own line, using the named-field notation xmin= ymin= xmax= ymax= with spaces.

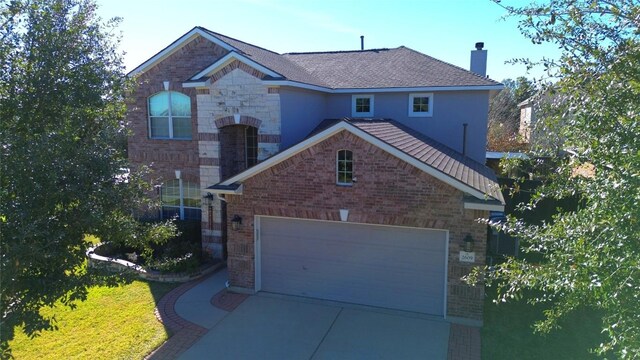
xmin=196 ymin=64 xmax=281 ymax=258
xmin=224 ymin=130 xmax=488 ymax=321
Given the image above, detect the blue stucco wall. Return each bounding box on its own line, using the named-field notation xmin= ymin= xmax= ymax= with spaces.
xmin=279 ymin=88 xmax=491 ymax=163
xmin=325 ymin=91 xmax=490 ymax=163
xmin=279 ymin=87 xmax=327 ymax=148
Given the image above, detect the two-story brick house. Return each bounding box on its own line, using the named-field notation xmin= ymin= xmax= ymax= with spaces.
xmin=128 ymin=27 xmax=504 ymax=323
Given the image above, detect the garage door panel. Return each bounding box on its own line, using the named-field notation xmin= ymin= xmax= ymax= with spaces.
xmin=259 ymin=217 xmax=447 ymax=316
xmin=262 ymin=235 xmax=445 ymax=271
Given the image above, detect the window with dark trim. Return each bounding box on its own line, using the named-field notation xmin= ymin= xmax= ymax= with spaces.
xmin=245 ymin=126 xmax=258 ymax=167
xmin=336 ymin=150 xmax=353 ymax=185
xmin=148 ymin=91 xmax=192 ymax=139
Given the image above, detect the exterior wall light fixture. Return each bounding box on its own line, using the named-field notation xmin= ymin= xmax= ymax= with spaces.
xmin=231 ymin=215 xmax=242 ymax=231
xmin=463 ymin=234 xmax=475 ymax=252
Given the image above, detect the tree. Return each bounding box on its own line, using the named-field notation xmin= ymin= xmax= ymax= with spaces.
xmin=487 ymin=77 xmax=535 ymax=151
xmin=475 ymin=1 xmax=640 ymax=357
xmin=0 ymin=0 xmax=174 ymax=356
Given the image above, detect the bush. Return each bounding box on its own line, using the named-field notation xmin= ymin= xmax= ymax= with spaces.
xmin=94 ymin=219 xmax=205 ymax=274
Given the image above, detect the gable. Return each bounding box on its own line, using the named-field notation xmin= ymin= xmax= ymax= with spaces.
xmin=209 ymin=121 xmax=504 ymax=209
xmin=237 ymin=130 xmax=464 ymax=216
xmin=128 ymin=27 xmax=235 ymax=76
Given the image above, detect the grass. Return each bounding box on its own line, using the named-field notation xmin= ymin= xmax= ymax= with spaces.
xmin=8 ymin=278 xmax=178 ymax=360
xmin=482 ymin=288 xmax=610 ymax=360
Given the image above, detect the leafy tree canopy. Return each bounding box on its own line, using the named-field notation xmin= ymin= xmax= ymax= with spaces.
xmin=487 ymin=76 xmax=535 ymax=151
xmin=476 ymin=1 xmax=640 ymax=357
xmin=0 ymin=0 xmax=174 ymax=356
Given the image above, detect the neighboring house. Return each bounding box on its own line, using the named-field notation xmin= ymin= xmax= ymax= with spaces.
xmin=127 ymin=27 xmax=504 ymax=324
xmin=518 ymin=97 xmax=536 ymax=143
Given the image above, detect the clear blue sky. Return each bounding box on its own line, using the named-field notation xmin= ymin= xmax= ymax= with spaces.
xmin=96 ymin=0 xmax=560 ymax=82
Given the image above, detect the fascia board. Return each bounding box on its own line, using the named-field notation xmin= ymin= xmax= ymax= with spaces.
xmin=128 ymin=28 xmax=235 ymax=76
xmin=261 ymin=80 xmax=504 ymax=93
xmin=190 ymin=52 xmax=282 ymax=80
xmin=464 ymin=201 xmax=505 ymax=211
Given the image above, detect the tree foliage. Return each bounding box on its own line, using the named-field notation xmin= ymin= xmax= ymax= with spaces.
xmin=0 ymin=0 xmax=174 ymax=356
xmin=487 ymin=76 xmax=535 ymax=151
xmin=477 ymin=1 xmax=640 ymax=358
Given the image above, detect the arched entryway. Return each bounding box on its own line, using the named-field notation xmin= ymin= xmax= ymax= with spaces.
xmin=218 ymin=124 xmax=258 ymax=180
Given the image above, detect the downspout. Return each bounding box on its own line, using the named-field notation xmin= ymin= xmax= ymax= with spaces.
xmin=462 ymin=123 xmax=468 ymax=156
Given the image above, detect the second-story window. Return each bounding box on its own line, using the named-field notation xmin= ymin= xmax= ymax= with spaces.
xmin=336 ymin=149 xmax=353 ymax=185
xmin=352 ymin=94 xmax=374 ymax=117
xmin=148 ymin=91 xmax=192 ymax=139
xmin=408 ymin=93 xmax=433 ymax=117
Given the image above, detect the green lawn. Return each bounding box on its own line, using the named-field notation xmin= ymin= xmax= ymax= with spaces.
xmin=8 ymin=280 xmax=178 ymax=359
xmin=482 ymin=288 xmax=610 ymax=360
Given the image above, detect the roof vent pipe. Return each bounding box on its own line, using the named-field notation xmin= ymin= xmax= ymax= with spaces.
xmin=360 ymin=35 xmax=364 ymax=51
xmin=462 ymin=123 xmax=468 ymax=156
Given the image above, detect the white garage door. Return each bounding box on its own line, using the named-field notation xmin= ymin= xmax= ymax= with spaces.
xmin=257 ymin=217 xmax=448 ymax=316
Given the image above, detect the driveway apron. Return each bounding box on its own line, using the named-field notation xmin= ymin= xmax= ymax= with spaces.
xmin=178 ymin=295 xmax=450 ymax=360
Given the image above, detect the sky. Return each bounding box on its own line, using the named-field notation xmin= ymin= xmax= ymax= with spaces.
xmin=95 ymin=0 xmax=561 ymax=82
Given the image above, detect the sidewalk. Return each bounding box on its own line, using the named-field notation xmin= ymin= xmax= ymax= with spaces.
xmin=147 ymin=267 xmax=234 ymax=359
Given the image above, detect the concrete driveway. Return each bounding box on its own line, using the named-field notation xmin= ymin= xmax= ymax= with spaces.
xmin=178 ymin=294 xmax=450 ymax=360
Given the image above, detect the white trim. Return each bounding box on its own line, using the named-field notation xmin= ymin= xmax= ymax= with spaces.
xmin=217 ymin=122 xmax=497 ymax=202
xmin=443 ymin=230 xmax=449 ymax=319
xmin=182 ymin=81 xmax=207 ymax=88
xmin=147 ymin=91 xmax=192 ymax=140
xmin=209 ymin=184 xmax=244 ymax=195
xmin=351 ymin=94 xmax=374 ymax=117
xmin=261 ymin=80 xmax=504 ymax=93
xmin=254 ymin=215 xmax=262 ymax=292
xmin=189 ymin=51 xmax=282 ymax=80
xmin=336 ymin=149 xmax=354 ymax=186
xmin=408 ymin=93 xmax=434 ymax=117
xmin=129 ymin=28 xmax=235 ymax=76
xmin=464 ymin=201 xmax=505 ymax=211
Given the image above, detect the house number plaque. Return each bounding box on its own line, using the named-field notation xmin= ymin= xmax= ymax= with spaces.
xmin=459 ymin=251 xmax=475 ymax=263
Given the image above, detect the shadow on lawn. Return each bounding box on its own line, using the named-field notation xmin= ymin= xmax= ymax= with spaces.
xmin=482 ymin=287 xmax=612 ymax=360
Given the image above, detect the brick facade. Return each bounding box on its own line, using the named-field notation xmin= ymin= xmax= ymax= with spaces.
xmin=223 ymin=130 xmax=488 ymax=321
xmin=127 ymin=35 xmax=283 ymax=259
xmin=127 ymin=35 xmax=228 ymax=207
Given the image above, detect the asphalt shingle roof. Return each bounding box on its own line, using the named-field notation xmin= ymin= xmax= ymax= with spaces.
xmin=283 ymin=47 xmax=499 ymax=88
xmin=312 ymin=118 xmax=504 ymax=203
xmin=197 ymin=27 xmax=500 ymax=89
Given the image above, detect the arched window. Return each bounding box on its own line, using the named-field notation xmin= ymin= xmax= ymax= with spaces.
xmin=336 ymin=149 xmax=353 ymax=185
xmin=161 ymin=180 xmax=201 ymax=220
xmin=148 ymin=91 xmax=192 ymax=139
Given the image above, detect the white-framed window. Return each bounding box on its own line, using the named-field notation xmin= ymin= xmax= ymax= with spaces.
xmin=148 ymin=91 xmax=192 ymax=139
xmin=408 ymin=93 xmax=433 ymax=117
xmin=351 ymin=94 xmax=374 ymax=117
xmin=336 ymin=149 xmax=353 ymax=185
xmin=161 ymin=180 xmax=201 ymax=220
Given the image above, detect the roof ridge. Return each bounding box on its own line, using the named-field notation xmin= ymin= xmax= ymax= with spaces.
xmin=196 ymin=26 xmax=283 ymax=56
xmin=284 ymin=48 xmax=396 ymax=56
xmin=399 ymin=46 xmax=501 ymax=85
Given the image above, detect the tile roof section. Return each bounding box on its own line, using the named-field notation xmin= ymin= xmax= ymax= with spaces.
xmin=313 ymin=118 xmax=504 ymax=203
xmin=196 ymin=27 xmax=500 ymax=89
